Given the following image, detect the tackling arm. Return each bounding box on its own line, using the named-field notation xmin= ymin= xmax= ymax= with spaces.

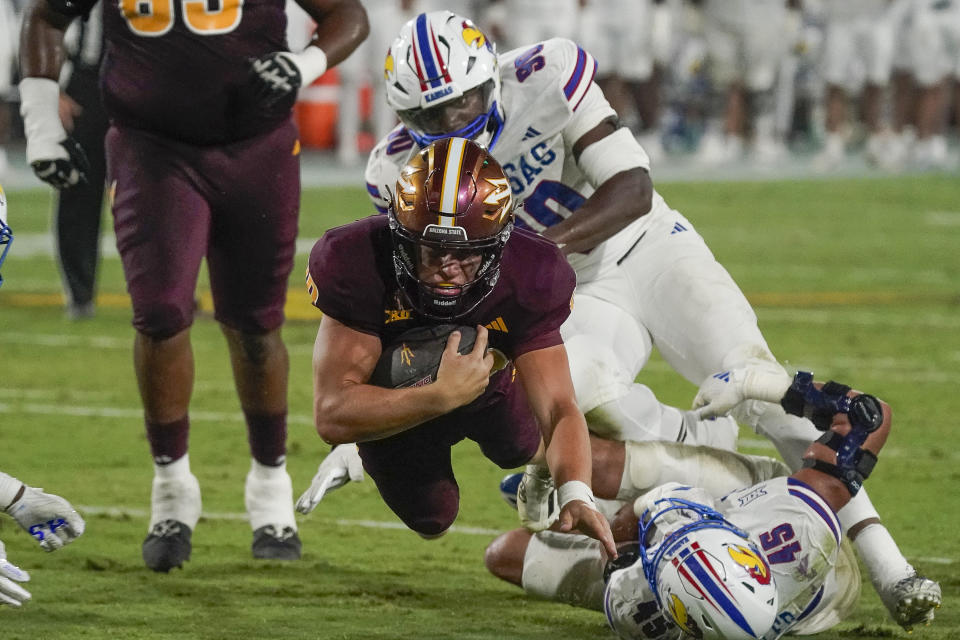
xmin=541 ymin=119 xmax=653 ymax=254
xmin=515 ymin=345 xmax=617 ymax=557
xmin=311 ymin=315 xmax=492 ymax=444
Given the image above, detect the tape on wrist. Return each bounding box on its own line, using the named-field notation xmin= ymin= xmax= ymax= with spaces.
xmin=19 ymin=77 xmax=68 ymax=162
xmin=287 ymin=46 xmax=328 ymax=86
xmin=557 ymin=480 xmax=597 ymax=510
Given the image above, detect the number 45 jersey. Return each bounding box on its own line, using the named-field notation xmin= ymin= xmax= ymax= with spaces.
xmin=365 ymin=37 xmax=674 ymax=283
xmin=605 ymin=477 xmax=857 ymax=640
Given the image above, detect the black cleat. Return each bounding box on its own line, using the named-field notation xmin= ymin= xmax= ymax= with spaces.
xmin=251 ymin=525 xmax=301 ymax=561
xmin=142 ymin=519 xmax=192 ymax=573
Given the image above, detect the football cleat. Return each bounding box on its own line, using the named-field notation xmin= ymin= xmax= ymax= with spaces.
xmin=880 ymin=573 xmax=942 ymax=630
xmin=516 ymin=465 xmax=558 ymax=532
xmin=142 ymin=519 xmax=192 ymax=573
xmin=499 ymin=473 xmax=522 ymax=509
xmin=251 ymin=525 xmax=302 ymax=561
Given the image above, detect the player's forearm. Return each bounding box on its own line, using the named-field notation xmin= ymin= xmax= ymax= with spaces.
xmin=298 ymin=0 xmax=369 ymax=69
xmin=19 ymin=0 xmax=72 ymax=79
xmin=542 ymin=413 xmax=594 ymax=487
xmin=313 ymin=382 xmax=452 ymax=444
xmin=541 ymin=169 xmax=651 ymax=254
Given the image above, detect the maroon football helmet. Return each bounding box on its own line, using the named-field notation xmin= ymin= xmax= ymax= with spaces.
xmin=388 ymin=137 xmax=514 ymax=319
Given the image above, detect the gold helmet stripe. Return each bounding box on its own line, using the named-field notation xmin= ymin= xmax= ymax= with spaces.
xmin=438 ymin=137 xmax=467 ymax=225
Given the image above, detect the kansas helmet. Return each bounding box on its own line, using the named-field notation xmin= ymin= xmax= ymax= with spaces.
xmin=639 ymin=496 xmax=779 ymax=640
xmin=0 ymin=186 xmax=11 ymax=288
xmin=388 ymin=137 xmax=513 ymax=319
xmin=384 ymin=11 xmax=504 ymax=149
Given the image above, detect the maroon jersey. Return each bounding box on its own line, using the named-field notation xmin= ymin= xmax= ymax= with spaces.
xmin=74 ymin=0 xmax=289 ymax=144
xmin=307 ymin=215 xmax=575 ymax=367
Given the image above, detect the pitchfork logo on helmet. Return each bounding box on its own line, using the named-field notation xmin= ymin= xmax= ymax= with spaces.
xmin=388 ymin=137 xmax=513 ymax=320
xmin=384 ymin=11 xmax=504 ymax=149
xmin=639 ymin=497 xmax=779 ymax=640
xmin=0 ymin=185 xmax=12 ymax=289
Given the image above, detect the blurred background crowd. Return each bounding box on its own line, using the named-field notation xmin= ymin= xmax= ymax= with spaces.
xmin=1 ymin=0 xmax=958 ymax=177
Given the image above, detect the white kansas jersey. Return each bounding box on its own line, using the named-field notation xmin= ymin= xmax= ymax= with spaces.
xmin=604 ymin=477 xmax=843 ymax=640
xmin=365 ymin=37 xmax=670 ymax=280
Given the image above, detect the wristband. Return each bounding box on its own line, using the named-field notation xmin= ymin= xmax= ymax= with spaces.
xmin=557 ymin=480 xmax=597 ymax=509
xmin=0 ymin=472 xmax=24 ymax=512
xmin=286 ymin=46 xmax=328 ymax=87
xmin=19 ymin=77 xmax=68 ymax=164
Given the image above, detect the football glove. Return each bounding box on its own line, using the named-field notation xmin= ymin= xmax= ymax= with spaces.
xmin=693 ymin=362 xmax=792 ymax=419
xmin=0 ymin=540 xmax=31 ymax=607
xmin=295 ymin=444 xmax=364 ymax=514
xmin=19 ymin=77 xmax=90 ymax=189
xmin=246 ymin=46 xmax=328 ymax=109
xmin=5 ymin=486 xmax=86 ymax=552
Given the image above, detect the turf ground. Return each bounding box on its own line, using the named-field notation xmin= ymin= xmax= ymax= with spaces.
xmin=0 ymin=174 xmax=957 ymax=639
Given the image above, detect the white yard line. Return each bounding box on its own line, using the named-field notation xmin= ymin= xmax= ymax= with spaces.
xmin=77 ymin=504 xmax=503 ymax=536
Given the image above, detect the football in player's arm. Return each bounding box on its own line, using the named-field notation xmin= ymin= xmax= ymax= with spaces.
xmin=0 ymin=471 xmax=85 ymax=607
xmin=303 ymin=137 xmax=614 ymax=556
xmin=363 ymin=12 xmax=938 ymax=629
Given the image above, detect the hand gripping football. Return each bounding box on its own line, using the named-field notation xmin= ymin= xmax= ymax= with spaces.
xmin=369 ymin=324 xmax=478 ymax=389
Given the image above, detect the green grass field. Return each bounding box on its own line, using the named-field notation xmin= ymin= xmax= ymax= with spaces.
xmin=0 ymin=175 xmax=957 ymax=639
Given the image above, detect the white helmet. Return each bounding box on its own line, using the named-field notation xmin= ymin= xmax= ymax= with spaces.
xmin=383 ymin=11 xmax=504 ymax=149
xmin=639 ymin=497 xmax=779 ymax=640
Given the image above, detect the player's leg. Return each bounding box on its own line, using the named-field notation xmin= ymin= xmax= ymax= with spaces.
xmin=107 ymin=125 xmax=209 ymax=572
xmin=54 ymin=69 xmax=108 ymax=319
xmin=205 ymin=121 xmax=301 ymax=560
xmin=357 ymin=420 xmax=462 ymax=538
xmin=486 ymin=528 xmax=609 ymax=610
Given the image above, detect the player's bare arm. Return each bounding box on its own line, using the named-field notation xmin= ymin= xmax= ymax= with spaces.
xmin=515 ymin=344 xmax=617 ymax=558
xmin=794 ymin=387 xmax=891 ymax=513
xmin=312 ymin=315 xmax=492 ymax=444
xmin=19 ymin=0 xmax=73 ymax=79
xmin=540 ymin=118 xmax=653 ymax=254
xmin=293 ymin=0 xmax=369 ymax=69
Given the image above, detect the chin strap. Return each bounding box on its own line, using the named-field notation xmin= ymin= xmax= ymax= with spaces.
xmin=784 ymin=371 xmax=884 ymax=495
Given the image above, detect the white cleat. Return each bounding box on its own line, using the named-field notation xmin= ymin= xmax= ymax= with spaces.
xmin=516 ymin=465 xmax=558 ymax=532
xmin=880 ymin=573 xmax=942 ymax=630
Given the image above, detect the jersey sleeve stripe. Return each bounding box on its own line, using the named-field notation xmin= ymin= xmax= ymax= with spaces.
xmin=796 ymin=585 xmax=826 ymax=622
xmin=366 ymin=183 xmax=381 ymax=198
xmin=786 ymin=477 xmax=841 ymax=544
xmin=563 ymin=47 xmax=598 ymax=111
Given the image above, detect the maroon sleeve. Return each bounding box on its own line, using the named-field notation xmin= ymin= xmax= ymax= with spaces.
xmin=502 ymin=233 xmax=576 ymax=358
xmin=306 ymin=218 xmax=390 ymax=337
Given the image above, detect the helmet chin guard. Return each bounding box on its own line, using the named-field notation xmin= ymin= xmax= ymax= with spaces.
xmin=387 ymin=137 xmax=514 ymax=320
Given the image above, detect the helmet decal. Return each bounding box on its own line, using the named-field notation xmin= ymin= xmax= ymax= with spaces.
xmin=727 ymin=544 xmax=772 ymax=586
xmin=461 ymin=21 xmax=485 ymax=49
xmin=667 ymin=593 xmax=703 ymax=638
xmin=412 ymin=13 xmax=451 ymax=93
xmin=384 ymin=50 xmax=395 ymax=81
xmin=481 ymin=177 xmax=512 ymax=223
xmin=438 ymin=137 xmax=468 ymax=216
xmin=672 ymin=543 xmax=760 ymax=637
